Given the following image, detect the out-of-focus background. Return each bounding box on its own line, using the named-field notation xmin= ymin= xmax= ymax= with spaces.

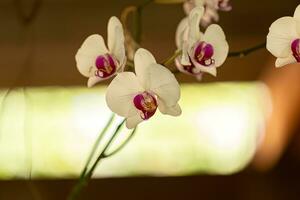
xmin=1 ymin=0 xmax=300 ymax=199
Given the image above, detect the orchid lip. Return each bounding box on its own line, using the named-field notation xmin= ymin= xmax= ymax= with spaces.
xmin=291 ymin=39 xmax=300 ymax=62
xmin=94 ymin=54 xmax=117 ymax=78
xmin=180 ymin=59 xmax=202 ymax=75
xmin=193 ymin=41 xmax=215 ymax=67
xmin=133 ymin=92 xmax=158 ymax=120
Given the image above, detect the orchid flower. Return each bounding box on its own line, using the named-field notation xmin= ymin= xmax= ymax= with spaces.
xmin=106 ymin=48 xmax=181 ymax=129
xmin=183 ymin=0 xmax=232 ymax=27
xmin=75 ymin=16 xmax=126 ymax=87
xmin=176 ymin=6 xmax=229 ymax=79
xmin=267 ymin=5 xmax=300 ymax=68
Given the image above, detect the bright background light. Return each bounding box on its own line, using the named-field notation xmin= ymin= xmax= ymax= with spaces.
xmin=0 ymin=82 xmax=271 ymax=179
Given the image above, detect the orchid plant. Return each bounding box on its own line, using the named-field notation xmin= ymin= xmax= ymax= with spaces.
xmin=67 ymin=1 xmax=299 ymax=199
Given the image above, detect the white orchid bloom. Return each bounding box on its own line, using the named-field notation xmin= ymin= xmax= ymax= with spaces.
xmin=176 ymin=6 xmax=229 ymax=79
xmin=183 ymin=0 xmax=232 ymax=27
xmin=106 ymin=48 xmax=181 ymax=129
xmin=75 ymin=16 xmax=126 ymax=87
xmin=267 ymin=5 xmax=300 ymax=68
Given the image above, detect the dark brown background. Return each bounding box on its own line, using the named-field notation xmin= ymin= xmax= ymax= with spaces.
xmin=1 ymin=0 xmax=300 ymax=199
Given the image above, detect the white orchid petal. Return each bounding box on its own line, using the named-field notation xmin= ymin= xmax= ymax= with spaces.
xmin=107 ymin=16 xmax=126 ymax=66
xmin=201 ymin=66 xmax=217 ymax=76
xmin=183 ymin=1 xmax=193 ymax=15
xmin=294 ymin=5 xmax=300 ymax=34
xmin=117 ymin=56 xmax=127 ymax=73
xmin=181 ymin=42 xmax=191 ymax=65
xmin=126 ymin=113 xmax=143 ymax=129
xmin=176 ymin=17 xmax=189 ymax=49
xmin=87 ymin=76 xmax=107 ymax=88
xmin=183 ymin=0 xmax=204 ymax=14
xmin=75 ymin=34 xmax=108 ymax=77
xmin=134 ymin=48 xmax=157 ymax=88
xmin=144 ymin=64 xmax=181 ymax=107
xmin=196 ymin=73 xmax=203 ymax=81
xmin=294 ymin=4 xmax=300 ymax=21
xmin=175 ymin=57 xmax=192 ymax=75
xmin=267 ymin=35 xmax=292 ymax=58
xmin=267 ymin=17 xmax=299 ymax=58
xmin=297 ymin=21 xmax=300 ymax=36
xmin=275 ymin=55 xmax=296 ymax=67
xmin=188 ymin=6 xmax=204 ymax=46
xmin=106 ymin=72 xmax=144 ymax=117
xmin=176 ymin=57 xmax=202 ymax=79
xmin=195 ymin=0 xmax=204 ymax=6
xmin=134 ymin=48 xmax=157 ymax=70
xmin=203 ymin=24 xmax=229 ymax=67
xmin=158 ymin=100 xmax=182 ymax=116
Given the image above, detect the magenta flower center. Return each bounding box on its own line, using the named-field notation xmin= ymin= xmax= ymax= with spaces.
xmin=291 ymin=39 xmax=300 ymax=62
xmin=133 ymin=92 xmax=158 ymax=120
xmin=194 ymin=42 xmax=215 ymax=67
xmin=94 ymin=54 xmax=117 ymax=78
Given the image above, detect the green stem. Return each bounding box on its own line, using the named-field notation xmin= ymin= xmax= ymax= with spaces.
xmin=79 ymin=114 xmax=115 ymax=179
xmin=126 ymin=60 xmax=134 ymax=69
xmin=228 ymin=41 xmax=266 ymax=58
xmin=163 ymin=50 xmax=182 ymax=66
xmin=67 ymin=119 xmax=126 ymax=200
xmin=133 ymin=0 xmax=153 ymax=43
xmin=84 ymin=120 xmax=125 ymax=178
xmin=133 ymin=8 xmax=142 ymax=43
xmin=104 ymin=127 xmax=137 ymax=158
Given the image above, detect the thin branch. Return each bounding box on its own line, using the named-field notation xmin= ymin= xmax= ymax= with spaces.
xmin=134 ymin=0 xmax=153 ymax=42
xmin=103 ymin=127 xmax=137 ymax=158
xmin=228 ymin=41 xmax=266 ymax=58
xmin=163 ymin=50 xmax=182 ymax=66
xmin=85 ymin=119 xmax=125 ymax=178
xmin=67 ymin=119 xmax=126 ymax=200
xmin=121 ymin=0 xmax=153 ymax=60
xmin=126 ymin=60 xmax=134 ymax=68
xmin=79 ymin=114 xmax=115 ymax=179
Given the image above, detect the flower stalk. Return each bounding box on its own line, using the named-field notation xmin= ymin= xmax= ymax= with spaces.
xmin=228 ymin=41 xmax=266 ymax=58
xmin=163 ymin=50 xmax=182 ymax=66
xmin=67 ymin=119 xmax=126 ymax=200
xmin=79 ymin=114 xmax=115 ymax=180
